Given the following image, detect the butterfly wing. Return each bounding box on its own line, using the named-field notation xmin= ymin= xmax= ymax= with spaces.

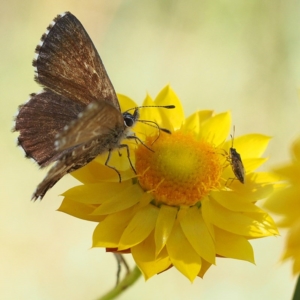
xmin=55 ymin=101 xmax=125 ymax=151
xmin=32 ymin=144 xmax=98 ymax=200
xmin=14 ymin=90 xmax=86 ymax=166
xmin=33 ymin=12 xmax=120 ymax=109
xmin=32 ymin=105 xmax=126 ymax=200
xmin=15 ymin=12 xmax=128 ymax=200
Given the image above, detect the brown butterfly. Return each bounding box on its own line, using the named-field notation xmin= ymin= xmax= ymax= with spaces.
xmin=14 ymin=12 xmax=172 ymax=200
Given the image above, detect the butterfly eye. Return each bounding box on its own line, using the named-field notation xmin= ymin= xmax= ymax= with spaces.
xmin=123 ymin=112 xmax=136 ymax=128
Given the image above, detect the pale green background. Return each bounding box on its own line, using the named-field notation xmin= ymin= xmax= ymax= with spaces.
xmin=1 ymin=0 xmax=299 ymax=299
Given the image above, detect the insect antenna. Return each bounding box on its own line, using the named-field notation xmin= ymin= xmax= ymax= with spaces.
xmin=230 ymin=125 xmax=236 ymax=148
xmin=127 ymin=104 xmax=175 ymax=143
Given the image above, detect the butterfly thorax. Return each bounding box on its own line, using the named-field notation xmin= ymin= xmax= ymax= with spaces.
xmin=60 ymin=107 xmax=139 ymax=171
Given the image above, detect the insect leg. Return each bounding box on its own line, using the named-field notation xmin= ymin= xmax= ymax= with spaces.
xmin=119 ymin=143 xmax=136 ymax=174
xmin=104 ymin=150 xmax=122 ymax=182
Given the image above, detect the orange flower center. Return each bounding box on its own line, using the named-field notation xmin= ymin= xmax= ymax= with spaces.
xmin=135 ymin=131 xmax=223 ymax=206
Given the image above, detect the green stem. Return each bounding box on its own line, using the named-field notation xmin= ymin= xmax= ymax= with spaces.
xmin=292 ymin=276 xmax=300 ymax=300
xmin=97 ymin=265 xmax=142 ymax=300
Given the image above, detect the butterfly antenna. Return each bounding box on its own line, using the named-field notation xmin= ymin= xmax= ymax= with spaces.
xmin=137 ymin=119 xmax=171 ymax=144
xmin=127 ymin=104 xmax=174 ymax=143
xmin=125 ymin=105 xmax=175 ymax=113
xmin=138 ymin=119 xmax=171 ymax=133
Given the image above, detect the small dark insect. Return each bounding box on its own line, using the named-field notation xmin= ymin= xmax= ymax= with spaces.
xmin=13 ymin=12 xmax=174 ymax=200
xmin=228 ymin=126 xmax=245 ymax=184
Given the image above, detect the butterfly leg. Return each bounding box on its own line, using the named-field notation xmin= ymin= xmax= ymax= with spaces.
xmin=104 ymin=150 xmax=122 ymax=182
xmin=126 ymin=135 xmax=154 ymax=153
xmin=118 ymin=144 xmax=136 ymax=174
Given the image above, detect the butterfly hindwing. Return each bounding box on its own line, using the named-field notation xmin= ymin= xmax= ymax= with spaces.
xmin=32 ymin=138 xmax=109 ymax=200
xmin=14 ymin=90 xmax=85 ymax=166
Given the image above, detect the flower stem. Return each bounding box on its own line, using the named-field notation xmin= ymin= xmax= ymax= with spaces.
xmin=97 ymin=265 xmax=142 ymax=300
xmin=292 ymin=276 xmax=300 ymax=300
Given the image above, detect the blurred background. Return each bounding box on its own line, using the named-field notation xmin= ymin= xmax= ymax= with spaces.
xmin=1 ymin=0 xmax=300 ymax=299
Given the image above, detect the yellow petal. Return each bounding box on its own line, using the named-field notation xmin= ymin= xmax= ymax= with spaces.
xmin=138 ymin=93 xmax=175 ymax=135
xmin=180 ymin=206 xmax=215 ymax=264
xmin=182 ymin=111 xmax=200 ymax=134
xmin=141 ymin=93 xmax=155 ymax=107
xmin=135 ymin=192 xmax=153 ymax=209
xmin=264 ymin=186 xmax=300 ymax=217
xmin=248 ymin=171 xmax=281 ymax=184
xmin=119 ymin=205 xmax=159 ymax=250
xmin=210 ymin=190 xmax=263 ymax=212
xmin=202 ymin=197 xmax=278 ymax=237
xmin=286 ymin=220 xmax=300 ymax=248
xmin=182 ymin=110 xmax=214 ymax=135
xmin=154 ymin=205 xmax=177 ymax=256
xmin=71 ymin=159 xmax=109 ymax=184
xmin=58 ymin=198 xmax=104 ymax=222
xmin=183 ymin=110 xmax=213 ymax=133
xmin=223 ymin=134 xmax=271 ymax=159
xmin=237 ymin=172 xmax=281 ymax=201
xmin=92 ymin=207 xmax=135 ymax=248
xmin=62 ymin=181 xmax=132 ymax=204
xmin=93 ymin=147 xmax=135 ymax=172
xmin=274 ymin=164 xmax=300 ymax=183
xmin=243 ymin=157 xmax=268 ymax=173
xmin=243 ymin=210 xmax=279 ymax=237
xmin=155 ymin=85 xmax=185 ymax=130
xmin=72 ymin=157 xmax=134 ymax=183
xmin=291 ymin=136 xmax=300 ymax=162
xmin=131 ymin=231 xmax=171 ymax=280
xmin=281 ymin=220 xmax=300 ymax=274
xmin=117 ymin=94 xmax=138 ymax=112
xmin=166 ymin=223 xmax=202 ymax=282
xmin=91 ymin=184 xmax=144 ymax=215
xmin=200 ymin=111 xmax=231 ymax=146
xmin=198 ymin=259 xmax=212 ymax=278
xmin=198 ymin=110 xmax=214 ymax=122
xmin=200 ymin=196 xmax=216 ymax=240
xmin=276 ymin=217 xmax=295 ymax=227
xmin=215 ymin=227 xmax=255 ymax=263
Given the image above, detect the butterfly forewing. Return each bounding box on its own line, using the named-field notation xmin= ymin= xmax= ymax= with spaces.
xmin=33 ymin=12 xmax=120 ymax=109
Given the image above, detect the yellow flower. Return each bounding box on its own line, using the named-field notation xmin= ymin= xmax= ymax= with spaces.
xmin=264 ymin=137 xmax=300 ymax=275
xmin=59 ymin=85 xmax=279 ymax=282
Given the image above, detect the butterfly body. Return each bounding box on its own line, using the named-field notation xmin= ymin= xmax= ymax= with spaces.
xmin=14 ymin=12 xmax=138 ymax=200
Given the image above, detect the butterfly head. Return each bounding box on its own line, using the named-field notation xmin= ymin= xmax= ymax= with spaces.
xmin=123 ymin=108 xmax=139 ymax=128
